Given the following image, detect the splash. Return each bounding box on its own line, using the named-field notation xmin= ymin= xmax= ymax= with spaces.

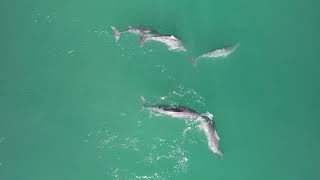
xmin=86 ymin=124 xmax=191 ymax=180
xmin=31 ymin=11 xmax=56 ymax=24
xmin=144 ymin=84 xmax=206 ymax=110
xmin=85 ymin=85 xmax=217 ymax=179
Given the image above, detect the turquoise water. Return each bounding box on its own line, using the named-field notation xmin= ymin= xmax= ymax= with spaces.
xmin=1 ymin=0 xmax=320 ymax=179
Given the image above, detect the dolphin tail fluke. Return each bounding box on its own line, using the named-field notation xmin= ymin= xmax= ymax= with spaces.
xmin=140 ymin=96 xmax=146 ymax=111
xmin=111 ymin=26 xmax=121 ymax=42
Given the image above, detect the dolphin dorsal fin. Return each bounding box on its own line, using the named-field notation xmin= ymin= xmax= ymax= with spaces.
xmin=215 ymin=130 xmax=220 ymax=141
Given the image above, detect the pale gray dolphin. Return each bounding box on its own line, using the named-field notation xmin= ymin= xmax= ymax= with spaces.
xmin=111 ymin=26 xmax=155 ymax=46
xmin=140 ymin=96 xmax=199 ymax=120
xmin=140 ymin=96 xmax=223 ymax=156
xmin=111 ymin=26 xmax=186 ymax=51
xmin=199 ymin=114 xmax=223 ymax=157
xmin=144 ymin=35 xmax=187 ymax=52
xmin=193 ymin=43 xmax=239 ymax=64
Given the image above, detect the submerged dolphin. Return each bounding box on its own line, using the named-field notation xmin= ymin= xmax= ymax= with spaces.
xmin=193 ymin=43 xmax=239 ymax=64
xmin=140 ymin=96 xmax=223 ymax=157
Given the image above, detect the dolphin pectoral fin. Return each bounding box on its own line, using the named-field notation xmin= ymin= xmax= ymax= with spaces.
xmin=215 ymin=130 xmax=220 ymax=141
xmin=233 ymin=43 xmax=240 ymax=51
xmin=140 ymin=96 xmax=146 ymax=111
xmin=228 ymin=43 xmax=240 ymax=55
xmin=140 ymin=33 xmax=146 ymax=47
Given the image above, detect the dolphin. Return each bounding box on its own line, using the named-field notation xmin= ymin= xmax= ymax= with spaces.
xmin=193 ymin=43 xmax=239 ymax=64
xmin=144 ymin=35 xmax=187 ymax=52
xmin=111 ymin=26 xmax=186 ymax=51
xmin=140 ymin=96 xmax=199 ymax=120
xmin=111 ymin=26 xmax=155 ymax=46
xmin=199 ymin=115 xmax=223 ymax=157
xmin=140 ymin=96 xmax=223 ymax=156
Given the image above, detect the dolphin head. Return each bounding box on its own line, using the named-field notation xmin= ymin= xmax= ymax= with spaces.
xmin=200 ymin=114 xmax=215 ymax=125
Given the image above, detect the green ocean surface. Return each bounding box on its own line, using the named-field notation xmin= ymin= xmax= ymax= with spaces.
xmin=1 ymin=0 xmax=320 ymax=179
